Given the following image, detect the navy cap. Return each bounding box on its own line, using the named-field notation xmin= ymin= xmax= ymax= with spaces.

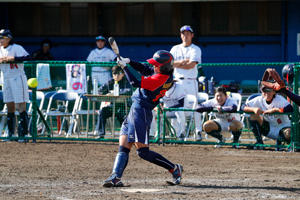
xmin=95 ymin=35 xmax=106 ymax=41
xmin=0 ymin=29 xmax=13 ymax=39
xmin=180 ymin=25 xmax=194 ymax=33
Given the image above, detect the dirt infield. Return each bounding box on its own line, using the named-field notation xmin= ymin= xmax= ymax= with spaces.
xmin=0 ymin=141 xmax=299 ymax=200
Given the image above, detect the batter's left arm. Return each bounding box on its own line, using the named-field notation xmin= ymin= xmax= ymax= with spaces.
xmin=129 ymin=60 xmax=153 ymax=76
xmin=122 ymin=66 xmax=141 ymax=88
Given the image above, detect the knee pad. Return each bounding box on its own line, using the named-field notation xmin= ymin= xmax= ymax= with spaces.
xmin=112 ymin=146 xmax=130 ymax=178
xmin=203 ymin=120 xmax=219 ymax=133
xmin=229 ymin=120 xmax=243 ymax=132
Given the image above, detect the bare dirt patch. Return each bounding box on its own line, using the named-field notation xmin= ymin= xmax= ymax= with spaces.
xmin=0 ymin=141 xmax=299 ymax=200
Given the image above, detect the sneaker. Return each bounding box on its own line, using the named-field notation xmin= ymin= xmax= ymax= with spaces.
xmin=253 ymin=143 xmax=264 ymax=150
xmin=103 ymin=174 xmax=124 ymax=187
xmin=18 ymin=139 xmax=25 ymax=143
xmin=168 ymin=164 xmax=183 ymax=185
xmin=195 ymin=131 xmax=202 ymax=141
xmin=232 ymin=140 xmax=240 ymax=149
xmin=214 ymin=137 xmax=225 ymax=148
xmin=2 ymin=138 xmax=12 ymax=142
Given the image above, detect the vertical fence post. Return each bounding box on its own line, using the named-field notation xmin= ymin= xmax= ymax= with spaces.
xmin=162 ymin=108 xmax=166 ymax=146
xmin=32 ymin=87 xmax=37 ymax=142
xmin=29 ymin=61 xmax=37 ymax=142
xmin=155 ymin=105 xmax=160 ymax=144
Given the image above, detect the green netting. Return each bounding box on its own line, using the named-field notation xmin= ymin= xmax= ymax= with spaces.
xmin=1 ymin=61 xmax=298 ymax=151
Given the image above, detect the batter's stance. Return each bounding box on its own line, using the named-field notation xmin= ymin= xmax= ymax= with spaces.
xmin=103 ymin=50 xmax=183 ymax=187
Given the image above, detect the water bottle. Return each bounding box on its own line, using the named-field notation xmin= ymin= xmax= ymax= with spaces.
xmin=198 ymin=76 xmax=206 ymax=92
xmin=93 ymin=79 xmax=98 ymax=95
xmin=208 ymin=76 xmax=214 ymax=95
xmin=113 ymin=81 xmax=119 ymax=96
xmin=204 ymin=78 xmax=208 ymax=93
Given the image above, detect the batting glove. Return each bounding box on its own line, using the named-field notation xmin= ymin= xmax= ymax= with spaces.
xmin=117 ymin=57 xmax=130 ymax=69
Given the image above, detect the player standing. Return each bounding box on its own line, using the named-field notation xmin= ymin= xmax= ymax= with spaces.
xmin=0 ymin=29 xmax=30 ymax=142
xmin=170 ymin=25 xmax=203 ymax=141
xmin=103 ymin=50 xmax=183 ymax=187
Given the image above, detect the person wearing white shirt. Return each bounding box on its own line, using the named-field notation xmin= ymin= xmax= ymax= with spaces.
xmin=87 ymin=35 xmax=117 ymax=87
xmin=170 ymin=25 xmax=203 ymax=141
xmin=243 ymin=80 xmax=293 ymax=150
xmin=0 ymin=29 xmax=30 ymax=142
xmin=196 ymin=87 xmax=243 ymax=148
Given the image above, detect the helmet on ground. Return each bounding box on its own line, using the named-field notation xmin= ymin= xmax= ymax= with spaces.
xmin=147 ymin=50 xmax=174 ymax=74
xmin=282 ymin=64 xmax=294 ymax=85
xmin=0 ymin=29 xmax=13 ymax=39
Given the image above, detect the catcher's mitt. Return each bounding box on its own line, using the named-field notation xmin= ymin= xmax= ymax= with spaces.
xmin=261 ymin=68 xmax=285 ymax=91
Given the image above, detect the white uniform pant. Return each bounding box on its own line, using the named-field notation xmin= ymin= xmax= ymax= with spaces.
xmin=177 ymin=79 xmax=202 ymax=132
xmin=92 ymin=67 xmax=112 ymax=87
xmin=3 ymin=74 xmax=29 ymax=103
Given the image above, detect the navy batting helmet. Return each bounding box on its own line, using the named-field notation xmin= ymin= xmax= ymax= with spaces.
xmin=282 ymin=64 xmax=294 ymax=85
xmin=0 ymin=29 xmax=13 ymax=39
xmin=147 ymin=50 xmax=174 ymax=75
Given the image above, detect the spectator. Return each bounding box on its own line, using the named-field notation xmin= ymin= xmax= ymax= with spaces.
xmin=94 ymin=65 xmax=132 ymax=137
xmin=32 ymin=39 xmax=54 ymax=60
xmin=196 ymin=86 xmax=243 ymax=148
xmin=170 ymin=25 xmax=203 ymax=141
xmin=243 ymin=80 xmax=293 ymax=150
xmin=87 ymin=35 xmax=116 ymax=87
xmin=0 ymin=29 xmax=31 ymax=142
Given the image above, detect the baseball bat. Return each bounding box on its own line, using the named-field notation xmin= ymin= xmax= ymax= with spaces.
xmin=108 ymin=37 xmax=121 ymax=59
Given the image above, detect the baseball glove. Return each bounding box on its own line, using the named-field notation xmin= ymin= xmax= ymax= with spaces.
xmin=261 ymin=68 xmax=285 ymax=91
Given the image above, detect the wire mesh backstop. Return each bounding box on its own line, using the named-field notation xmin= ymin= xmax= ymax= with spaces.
xmin=0 ymin=61 xmax=298 ymax=151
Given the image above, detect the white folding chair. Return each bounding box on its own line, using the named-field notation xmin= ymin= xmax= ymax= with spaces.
xmin=43 ymin=91 xmax=79 ymax=136
xmin=229 ymin=92 xmax=242 ymax=111
xmin=28 ymin=91 xmax=45 ymax=120
xmin=198 ymin=92 xmax=209 ymax=138
xmin=73 ymin=94 xmax=97 ymax=135
xmin=198 ymin=92 xmax=209 ymax=104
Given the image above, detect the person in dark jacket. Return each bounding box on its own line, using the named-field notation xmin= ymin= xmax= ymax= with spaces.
xmin=94 ymin=65 xmax=132 ymax=137
xmin=32 ymin=39 xmax=54 ymax=60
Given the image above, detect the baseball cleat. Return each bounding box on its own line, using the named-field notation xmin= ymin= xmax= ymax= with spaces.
xmin=167 ymin=164 xmax=183 ymax=185
xmin=103 ymin=174 xmax=124 ymax=188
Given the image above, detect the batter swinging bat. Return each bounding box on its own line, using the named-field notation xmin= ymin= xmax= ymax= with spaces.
xmin=108 ymin=37 xmax=121 ymax=59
